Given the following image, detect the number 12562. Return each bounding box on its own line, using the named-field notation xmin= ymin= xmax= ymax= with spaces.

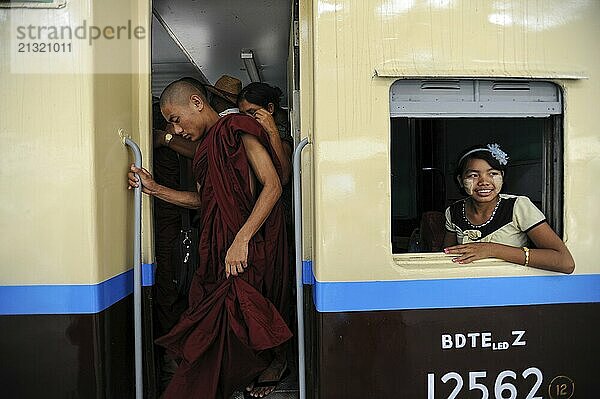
xmin=427 ymin=367 xmax=543 ymax=399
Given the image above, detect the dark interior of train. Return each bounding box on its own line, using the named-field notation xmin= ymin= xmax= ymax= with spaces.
xmin=391 ymin=116 xmax=561 ymax=253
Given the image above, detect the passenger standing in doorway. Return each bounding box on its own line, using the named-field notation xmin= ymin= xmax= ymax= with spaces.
xmin=238 ymin=83 xmax=293 ymax=225
xmin=128 ymin=81 xmax=292 ymax=399
xmin=237 ymin=82 xmax=294 ymax=398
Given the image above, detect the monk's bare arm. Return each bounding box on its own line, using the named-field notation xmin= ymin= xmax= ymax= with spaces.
xmin=237 ymin=134 xmax=283 ymax=240
xmin=128 ymin=164 xmax=201 ymax=209
xmin=224 ymin=134 xmax=282 ymax=277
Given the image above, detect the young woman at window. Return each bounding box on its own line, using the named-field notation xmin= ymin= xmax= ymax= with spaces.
xmin=443 ymin=144 xmax=575 ymax=273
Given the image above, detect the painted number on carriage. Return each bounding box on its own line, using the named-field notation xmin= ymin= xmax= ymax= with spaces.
xmin=427 ymin=367 xmax=543 ymax=399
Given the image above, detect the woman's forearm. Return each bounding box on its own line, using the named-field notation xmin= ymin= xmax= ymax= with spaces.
xmin=526 ymin=248 xmax=574 ymax=273
xmin=490 ymin=243 xmax=574 ymax=274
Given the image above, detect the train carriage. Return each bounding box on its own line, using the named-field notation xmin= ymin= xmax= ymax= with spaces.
xmin=297 ymin=2 xmax=600 ymax=398
xmin=1 ymin=0 xmax=599 ymax=398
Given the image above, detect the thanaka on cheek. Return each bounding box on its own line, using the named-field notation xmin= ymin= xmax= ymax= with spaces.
xmin=462 ymin=179 xmax=474 ymax=195
xmin=492 ymin=174 xmax=503 ymax=194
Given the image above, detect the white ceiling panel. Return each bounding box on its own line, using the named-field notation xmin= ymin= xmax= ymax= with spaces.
xmin=152 ymin=14 xmax=209 ymax=98
xmin=153 ymin=0 xmax=292 ymax=103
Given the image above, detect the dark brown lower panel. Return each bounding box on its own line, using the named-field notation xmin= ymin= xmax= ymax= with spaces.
xmin=0 ymin=297 xmax=134 ymax=399
xmin=311 ymin=302 xmax=599 ymax=399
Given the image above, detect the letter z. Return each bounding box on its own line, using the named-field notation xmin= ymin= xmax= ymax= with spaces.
xmin=511 ymin=330 xmax=526 ymax=346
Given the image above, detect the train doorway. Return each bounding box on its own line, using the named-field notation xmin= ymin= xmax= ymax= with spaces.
xmin=148 ymin=1 xmax=299 ymax=398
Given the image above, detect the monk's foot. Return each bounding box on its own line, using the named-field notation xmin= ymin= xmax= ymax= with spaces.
xmin=248 ymin=357 xmax=288 ymax=398
xmin=249 ymin=385 xmax=275 ymax=398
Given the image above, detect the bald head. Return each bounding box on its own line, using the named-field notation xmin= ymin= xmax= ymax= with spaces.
xmin=160 ymin=80 xmax=208 ymax=110
xmin=159 ymin=80 xmax=219 ymax=141
xmin=178 ymin=77 xmax=208 ymax=98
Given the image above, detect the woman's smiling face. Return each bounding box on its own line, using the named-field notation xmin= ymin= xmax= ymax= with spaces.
xmin=460 ymin=158 xmax=504 ymax=203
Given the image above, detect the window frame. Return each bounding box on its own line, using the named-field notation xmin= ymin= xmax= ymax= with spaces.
xmin=390 ymin=79 xmax=564 ymax=261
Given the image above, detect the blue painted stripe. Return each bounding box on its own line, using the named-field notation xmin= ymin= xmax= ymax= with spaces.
xmin=302 ymin=260 xmax=315 ymax=285
xmin=312 ymin=274 xmax=600 ymax=313
xmin=0 ymin=270 xmax=134 ymax=315
xmin=142 ymin=263 xmax=156 ymax=287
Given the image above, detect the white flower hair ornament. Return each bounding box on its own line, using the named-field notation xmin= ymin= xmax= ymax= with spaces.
xmin=486 ymin=143 xmax=509 ymax=166
xmin=458 ymin=143 xmax=510 ymax=166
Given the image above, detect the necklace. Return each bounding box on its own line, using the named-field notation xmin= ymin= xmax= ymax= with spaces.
xmin=463 ymin=197 xmax=501 ymax=229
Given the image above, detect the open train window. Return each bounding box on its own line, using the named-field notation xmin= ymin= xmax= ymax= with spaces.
xmin=390 ymin=79 xmax=563 ymax=254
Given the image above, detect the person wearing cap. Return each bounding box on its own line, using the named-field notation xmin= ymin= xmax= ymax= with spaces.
xmin=443 ymin=144 xmax=574 ymax=273
xmin=128 ymin=80 xmax=292 ymax=399
xmin=205 ymin=75 xmax=242 ymax=116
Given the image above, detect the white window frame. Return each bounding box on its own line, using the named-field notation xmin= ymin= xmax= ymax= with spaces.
xmin=390 ymin=79 xmax=564 ymax=268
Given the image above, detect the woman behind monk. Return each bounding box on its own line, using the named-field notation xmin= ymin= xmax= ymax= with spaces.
xmin=238 ymin=82 xmax=294 ymax=238
xmin=237 ymin=83 xmax=293 ymax=183
xmin=443 ymin=143 xmax=575 ymax=273
xmin=237 ymin=83 xmax=295 ymax=397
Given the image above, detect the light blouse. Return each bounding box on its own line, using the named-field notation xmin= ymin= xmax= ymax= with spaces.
xmin=445 ymin=194 xmax=546 ymax=247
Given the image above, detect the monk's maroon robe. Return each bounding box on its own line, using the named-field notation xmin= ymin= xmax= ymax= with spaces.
xmin=156 ymin=114 xmax=292 ymax=399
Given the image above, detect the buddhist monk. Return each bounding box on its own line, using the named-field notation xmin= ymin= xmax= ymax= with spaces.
xmin=128 ymin=80 xmax=292 ymax=398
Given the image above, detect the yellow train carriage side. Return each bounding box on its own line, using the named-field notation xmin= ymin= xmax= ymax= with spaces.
xmin=297 ymin=1 xmax=600 ymax=398
xmin=0 ymin=0 xmax=152 ymax=397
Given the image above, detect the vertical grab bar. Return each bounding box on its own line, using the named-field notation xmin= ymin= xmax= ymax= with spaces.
xmin=293 ymin=138 xmax=310 ymax=399
xmin=124 ymin=137 xmax=144 ymax=399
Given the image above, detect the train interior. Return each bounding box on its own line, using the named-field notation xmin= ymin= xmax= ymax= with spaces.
xmin=391 ymin=115 xmax=561 ymax=253
xmin=150 ymin=1 xmax=298 ymax=397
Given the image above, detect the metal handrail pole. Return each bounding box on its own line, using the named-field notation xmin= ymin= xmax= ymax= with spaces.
xmin=124 ymin=137 xmax=143 ymax=399
xmin=293 ymin=138 xmax=309 ymax=399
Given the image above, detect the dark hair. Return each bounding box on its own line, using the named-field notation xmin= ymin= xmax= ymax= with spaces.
xmin=237 ymin=82 xmax=283 ymax=110
xmin=454 ymin=145 xmax=508 ymax=195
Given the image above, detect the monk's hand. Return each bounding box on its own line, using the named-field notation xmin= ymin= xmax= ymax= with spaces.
xmin=224 ymin=237 xmax=249 ymax=278
xmin=128 ymin=164 xmax=156 ymax=195
xmin=253 ymin=109 xmax=278 ymax=137
xmin=444 ymin=243 xmax=495 ymax=264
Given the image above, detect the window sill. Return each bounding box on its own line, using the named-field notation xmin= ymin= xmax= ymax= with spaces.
xmin=392 ymin=253 xmax=519 ymax=270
